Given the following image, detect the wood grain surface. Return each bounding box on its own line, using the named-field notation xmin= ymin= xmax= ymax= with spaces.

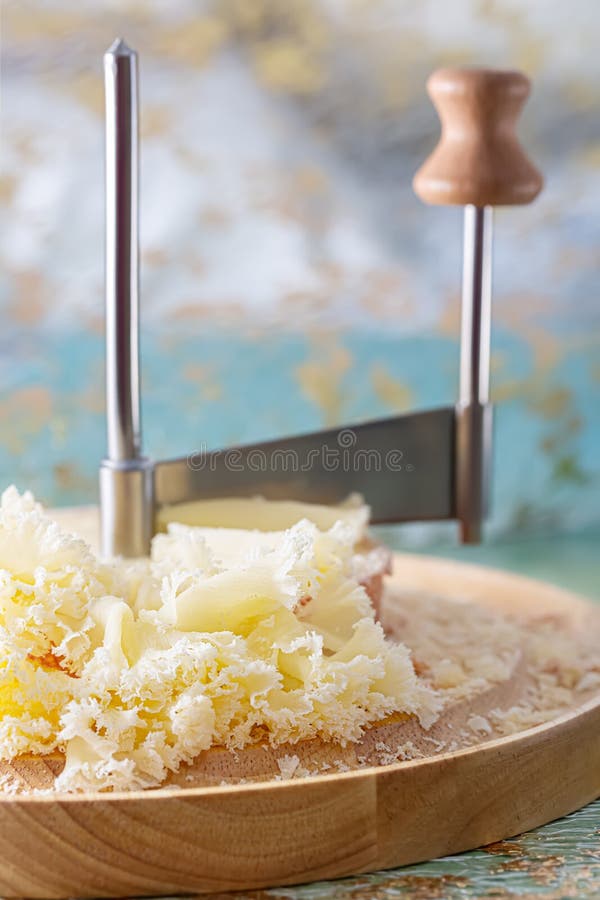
xmin=0 ymin=515 xmax=598 ymax=898
xmin=413 ymin=67 xmax=543 ymax=207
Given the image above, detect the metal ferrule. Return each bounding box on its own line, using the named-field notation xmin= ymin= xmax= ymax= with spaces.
xmin=100 ymin=458 xmax=154 ymax=558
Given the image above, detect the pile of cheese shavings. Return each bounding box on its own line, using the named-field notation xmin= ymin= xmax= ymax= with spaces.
xmin=0 ymin=487 xmax=440 ymax=793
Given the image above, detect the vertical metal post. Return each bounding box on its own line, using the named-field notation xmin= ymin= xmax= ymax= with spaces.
xmin=100 ymin=39 xmax=153 ymax=557
xmin=455 ymin=205 xmax=494 ymax=543
xmin=460 ymin=206 xmax=493 ymax=407
xmin=104 ymin=38 xmax=141 ymax=462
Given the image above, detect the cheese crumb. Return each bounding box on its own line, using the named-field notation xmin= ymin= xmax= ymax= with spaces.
xmin=467 ymin=714 xmax=493 ymax=735
xmin=276 ymin=754 xmax=301 ymax=779
xmin=0 ymin=487 xmax=439 ymax=792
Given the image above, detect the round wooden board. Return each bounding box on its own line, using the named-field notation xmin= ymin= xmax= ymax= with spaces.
xmin=0 ymin=510 xmax=599 ymax=899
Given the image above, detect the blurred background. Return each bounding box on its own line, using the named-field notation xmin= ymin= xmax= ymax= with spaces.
xmin=1 ymin=0 xmax=599 ymax=587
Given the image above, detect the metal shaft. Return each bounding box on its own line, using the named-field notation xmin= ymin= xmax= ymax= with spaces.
xmin=104 ymin=38 xmax=141 ymax=460
xmin=460 ymin=206 xmax=493 ymax=406
xmin=101 ymin=39 xmax=153 ymax=558
xmin=455 ymin=205 xmax=494 ymax=543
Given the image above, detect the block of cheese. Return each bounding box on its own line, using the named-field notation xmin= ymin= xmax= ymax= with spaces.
xmin=157 ymin=495 xmax=369 ymax=533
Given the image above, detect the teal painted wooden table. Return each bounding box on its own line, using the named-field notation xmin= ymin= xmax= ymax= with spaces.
xmin=183 ymin=534 xmax=600 ymax=900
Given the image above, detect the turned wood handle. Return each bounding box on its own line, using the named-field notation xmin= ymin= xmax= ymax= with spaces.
xmin=413 ymin=67 xmax=543 ymax=207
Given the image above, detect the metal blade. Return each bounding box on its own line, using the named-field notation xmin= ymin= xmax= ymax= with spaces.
xmin=155 ymin=407 xmax=456 ymax=524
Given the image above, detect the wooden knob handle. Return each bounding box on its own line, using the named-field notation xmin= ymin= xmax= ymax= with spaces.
xmin=413 ymin=67 xmax=543 ymax=207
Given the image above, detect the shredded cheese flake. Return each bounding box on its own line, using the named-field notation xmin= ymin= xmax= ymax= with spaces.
xmin=0 ymin=487 xmax=439 ymax=792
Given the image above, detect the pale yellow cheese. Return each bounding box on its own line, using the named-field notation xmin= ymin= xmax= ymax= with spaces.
xmin=157 ymin=495 xmax=369 ymax=534
xmin=0 ymin=487 xmax=440 ymax=792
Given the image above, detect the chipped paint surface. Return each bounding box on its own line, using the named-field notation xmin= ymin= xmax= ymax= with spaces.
xmin=2 ymin=0 xmax=599 ymax=538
